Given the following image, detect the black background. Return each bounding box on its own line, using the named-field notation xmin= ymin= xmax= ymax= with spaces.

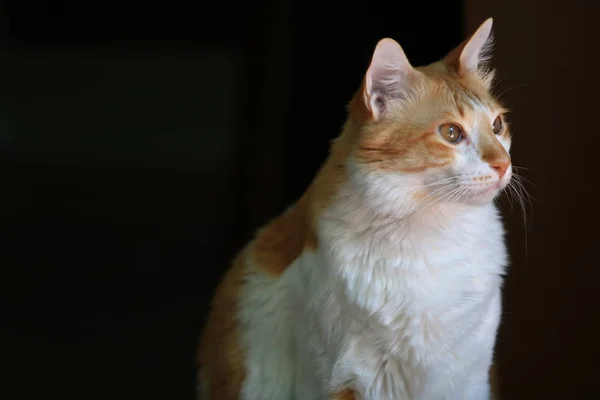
xmin=4 ymin=1 xmax=599 ymax=399
xmin=1 ymin=1 xmax=462 ymax=399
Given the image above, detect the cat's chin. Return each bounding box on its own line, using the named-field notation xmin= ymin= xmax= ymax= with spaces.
xmin=469 ymin=183 xmax=508 ymax=205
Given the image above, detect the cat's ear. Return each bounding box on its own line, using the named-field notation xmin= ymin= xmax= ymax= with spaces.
xmin=361 ymin=38 xmax=417 ymax=121
xmin=444 ymin=18 xmax=494 ymax=75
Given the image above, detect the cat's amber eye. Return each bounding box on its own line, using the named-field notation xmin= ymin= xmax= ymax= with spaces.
xmin=438 ymin=123 xmax=463 ymax=144
xmin=492 ymin=115 xmax=503 ymax=134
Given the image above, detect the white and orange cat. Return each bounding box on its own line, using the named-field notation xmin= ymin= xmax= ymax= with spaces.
xmin=199 ymin=18 xmax=509 ymax=400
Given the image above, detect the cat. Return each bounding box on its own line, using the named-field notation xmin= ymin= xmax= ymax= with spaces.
xmin=198 ymin=17 xmax=509 ymax=400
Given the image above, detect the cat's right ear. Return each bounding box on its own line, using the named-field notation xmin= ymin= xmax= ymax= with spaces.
xmin=361 ymin=38 xmax=417 ymax=121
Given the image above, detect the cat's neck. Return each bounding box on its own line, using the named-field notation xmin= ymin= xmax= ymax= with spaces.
xmin=308 ymin=133 xmax=483 ymax=242
xmin=312 ymin=167 xmax=500 ymax=270
xmin=317 ymin=175 xmax=485 ymax=245
xmin=312 ymin=179 xmax=501 ymax=324
xmin=305 ymin=144 xmax=498 ymax=266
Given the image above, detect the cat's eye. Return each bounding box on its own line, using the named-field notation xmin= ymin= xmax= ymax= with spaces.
xmin=492 ymin=115 xmax=503 ymax=134
xmin=438 ymin=123 xmax=463 ymax=144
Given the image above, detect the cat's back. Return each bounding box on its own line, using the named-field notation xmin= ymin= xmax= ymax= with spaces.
xmin=197 ymin=248 xmax=248 ymax=400
xmin=198 ymin=194 xmax=317 ymax=400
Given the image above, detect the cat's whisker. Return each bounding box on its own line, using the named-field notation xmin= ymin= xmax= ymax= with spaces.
xmin=418 ymin=178 xmax=457 ymax=189
xmin=437 ymin=187 xmax=471 ymax=235
xmin=445 ymin=186 xmax=467 ymax=209
xmin=496 ymin=83 xmax=528 ymax=100
xmin=501 ymin=186 xmax=514 ymax=210
xmin=511 ymin=166 xmax=538 ymax=190
xmin=513 ymin=174 xmax=538 ymax=193
xmin=512 ymin=165 xmax=534 ymax=172
xmin=409 ymin=183 xmax=459 ymax=209
xmin=504 ymin=170 xmax=535 ymax=258
xmin=408 ymin=176 xmax=458 ymax=193
xmin=425 ymin=184 xmax=461 ymax=202
xmin=514 ymin=181 xmax=533 ymax=234
xmin=513 ymin=181 xmax=530 ymax=258
xmin=437 ymin=187 xmax=464 ymax=220
xmin=414 ymin=185 xmax=463 ymax=215
xmin=511 ymin=173 xmax=533 ymax=208
xmin=505 ymin=181 xmax=523 ymax=214
xmin=424 ymin=184 xmax=458 ymax=199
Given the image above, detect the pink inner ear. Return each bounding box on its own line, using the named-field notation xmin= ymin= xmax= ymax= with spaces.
xmin=460 ymin=19 xmax=494 ymax=72
xmin=443 ymin=18 xmax=494 ymax=74
xmin=367 ymin=39 xmax=411 ymax=95
xmin=363 ymin=38 xmax=415 ymax=120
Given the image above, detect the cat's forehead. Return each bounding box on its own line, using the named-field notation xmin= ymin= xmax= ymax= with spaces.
xmin=388 ymin=78 xmax=501 ymax=128
xmin=415 ymin=61 xmax=502 ymax=112
xmin=444 ymin=78 xmax=501 ymax=116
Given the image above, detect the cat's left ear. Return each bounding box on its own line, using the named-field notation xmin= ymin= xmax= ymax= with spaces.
xmin=444 ymin=18 xmax=494 ymax=76
xmin=360 ymin=38 xmax=418 ymax=121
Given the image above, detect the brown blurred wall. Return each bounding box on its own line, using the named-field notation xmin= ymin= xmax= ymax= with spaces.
xmin=464 ymin=1 xmax=599 ymax=399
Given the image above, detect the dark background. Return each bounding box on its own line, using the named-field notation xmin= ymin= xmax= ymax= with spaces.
xmin=1 ymin=1 xmax=597 ymax=399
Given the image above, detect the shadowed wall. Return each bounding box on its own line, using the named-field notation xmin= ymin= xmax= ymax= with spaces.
xmin=465 ymin=1 xmax=600 ymax=398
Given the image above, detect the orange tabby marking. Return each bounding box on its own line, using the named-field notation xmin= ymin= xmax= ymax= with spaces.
xmin=252 ymin=192 xmax=317 ymax=276
xmin=331 ymin=388 xmax=357 ymax=400
xmin=356 ymin=128 xmax=454 ymax=173
xmin=198 ymin=250 xmax=248 ymax=400
xmin=478 ymin=131 xmax=511 ymax=176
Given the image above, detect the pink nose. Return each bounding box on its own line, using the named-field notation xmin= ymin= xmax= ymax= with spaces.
xmin=489 ymin=159 xmax=510 ymax=178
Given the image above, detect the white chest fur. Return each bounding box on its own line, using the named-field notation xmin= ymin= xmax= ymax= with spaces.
xmin=238 ymin=203 xmax=506 ymax=400
xmin=314 ymin=202 xmax=507 ymax=400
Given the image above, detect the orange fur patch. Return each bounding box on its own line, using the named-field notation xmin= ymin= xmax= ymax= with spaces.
xmin=198 ymin=250 xmax=248 ymax=400
xmin=197 ymin=163 xmax=347 ymax=397
xmin=196 ymin=138 xmax=352 ymax=397
xmin=478 ymin=129 xmax=510 ymax=169
xmin=330 ymin=388 xmax=357 ymax=400
xmin=356 ymin=127 xmax=454 ymax=173
xmin=252 ymin=191 xmax=318 ymax=276
xmin=252 ymin=129 xmax=353 ymax=275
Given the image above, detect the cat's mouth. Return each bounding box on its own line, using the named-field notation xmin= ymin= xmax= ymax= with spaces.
xmin=465 ymin=180 xmax=507 ymax=205
xmin=425 ymin=180 xmax=506 ymax=207
xmin=465 ymin=167 xmax=512 ymax=204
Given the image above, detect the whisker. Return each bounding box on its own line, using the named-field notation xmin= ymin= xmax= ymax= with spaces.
xmin=505 ymin=169 xmax=535 ymax=259
xmin=496 ymin=84 xmax=528 ymax=100
xmin=414 ymin=186 xmax=463 ymax=215
xmin=441 ymin=187 xmax=467 ymax=216
xmin=446 ymin=186 xmax=467 ymax=208
xmin=512 ymin=165 xmax=534 ymax=172
xmin=408 ymin=176 xmax=458 ymax=192
xmin=511 ymin=167 xmax=539 ymax=190
xmin=411 ymin=182 xmax=459 ymax=205
xmin=500 ymin=184 xmax=514 ymax=210
xmin=513 ymin=175 xmax=539 ymax=193
xmin=512 ymin=174 xmax=534 ymax=206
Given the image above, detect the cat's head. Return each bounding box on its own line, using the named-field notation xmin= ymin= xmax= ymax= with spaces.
xmin=343 ymin=18 xmax=511 ymax=215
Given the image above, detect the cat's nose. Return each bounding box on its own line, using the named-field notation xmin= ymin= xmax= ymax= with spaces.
xmin=489 ymin=158 xmax=510 ymax=179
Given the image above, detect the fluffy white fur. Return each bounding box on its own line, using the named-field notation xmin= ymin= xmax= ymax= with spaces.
xmin=234 ymin=149 xmax=510 ymax=400
xmin=200 ymin=18 xmax=510 ymax=400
